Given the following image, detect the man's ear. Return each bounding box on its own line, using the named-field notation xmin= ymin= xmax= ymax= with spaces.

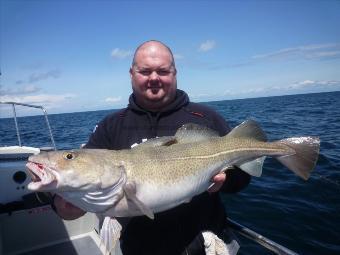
xmin=129 ymin=67 xmax=133 ymax=77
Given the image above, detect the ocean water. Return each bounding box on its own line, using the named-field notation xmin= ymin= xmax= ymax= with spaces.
xmin=1 ymin=91 xmax=339 ymax=254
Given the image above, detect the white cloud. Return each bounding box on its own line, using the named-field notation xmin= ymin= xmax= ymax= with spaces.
xmin=299 ymin=43 xmax=338 ymax=51
xmin=190 ymin=80 xmax=340 ymax=101
xmin=24 ymin=85 xmax=40 ymax=93
xmin=28 ymin=69 xmax=61 ymax=83
xmin=189 ymin=93 xmax=214 ymax=100
xmin=249 ymin=80 xmax=340 ymax=94
xmin=188 ymin=43 xmax=340 ymax=71
xmin=0 ymin=85 xmax=41 ymax=95
xmin=0 ymin=93 xmax=76 ymax=106
xmin=305 ymin=50 xmax=340 ymax=59
xmin=111 ymin=48 xmax=133 ymax=59
xmin=0 ymin=93 xmax=77 ymax=117
xmin=299 ymin=80 xmax=315 ymax=85
xmin=286 ymin=80 xmax=340 ymax=90
xmin=318 ymin=80 xmax=339 ymax=85
xmin=14 ymin=69 xmax=61 ymax=85
xmin=252 ymin=43 xmax=340 ymax=61
xmin=198 ymin=40 xmax=216 ymax=52
xmin=105 ymin=96 xmax=122 ymax=104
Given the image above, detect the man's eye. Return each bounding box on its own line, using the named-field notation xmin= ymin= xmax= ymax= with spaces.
xmin=139 ymin=70 xmax=151 ymax=76
xmin=157 ymin=70 xmax=170 ymax=76
xmin=137 ymin=69 xmax=171 ymax=76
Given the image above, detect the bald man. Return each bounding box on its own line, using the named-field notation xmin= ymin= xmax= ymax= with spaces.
xmin=53 ymin=40 xmax=250 ymax=255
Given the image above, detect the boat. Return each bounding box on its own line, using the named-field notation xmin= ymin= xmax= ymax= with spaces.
xmin=0 ymin=102 xmax=111 ymax=255
xmin=0 ymin=101 xmax=298 ymax=255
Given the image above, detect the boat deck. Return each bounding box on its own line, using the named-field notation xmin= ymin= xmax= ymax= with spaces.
xmin=19 ymin=234 xmax=102 ymax=255
xmin=0 ymin=205 xmax=116 ymax=255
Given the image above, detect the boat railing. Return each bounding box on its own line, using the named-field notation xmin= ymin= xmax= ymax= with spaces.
xmin=227 ymin=218 xmax=299 ymax=255
xmin=0 ymin=101 xmax=57 ymax=150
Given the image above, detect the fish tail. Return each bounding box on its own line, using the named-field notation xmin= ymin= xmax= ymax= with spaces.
xmin=276 ymin=137 xmax=320 ymax=180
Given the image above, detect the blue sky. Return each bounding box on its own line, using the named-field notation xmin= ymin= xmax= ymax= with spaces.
xmin=1 ymin=0 xmax=340 ymax=116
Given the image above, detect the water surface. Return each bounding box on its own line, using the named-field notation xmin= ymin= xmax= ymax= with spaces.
xmin=1 ymin=91 xmax=339 ymax=254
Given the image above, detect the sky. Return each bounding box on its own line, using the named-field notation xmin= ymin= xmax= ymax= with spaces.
xmin=1 ymin=0 xmax=340 ymax=116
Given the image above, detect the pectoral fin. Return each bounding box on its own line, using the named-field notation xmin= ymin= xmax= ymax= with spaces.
xmin=124 ymin=182 xmax=154 ymax=219
xmin=99 ymin=217 xmax=122 ymax=255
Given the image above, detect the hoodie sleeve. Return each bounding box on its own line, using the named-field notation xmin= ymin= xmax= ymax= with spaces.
xmin=84 ymin=114 xmax=117 ymax=149
xmin=185 ymin=102 xmax=231 ymax=136
xmin=211 ymin=111 xmax=231 ymax=136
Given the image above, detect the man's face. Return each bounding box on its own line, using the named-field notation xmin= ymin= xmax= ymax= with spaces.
xmin=130 ymin=44 xmax=177 ymax=111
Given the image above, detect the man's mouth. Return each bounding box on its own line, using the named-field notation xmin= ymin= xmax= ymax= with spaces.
xmin=147 ymin=86 xmax=163 ymax=95
xmin=150 ymin=87 xmax=160 ymax=94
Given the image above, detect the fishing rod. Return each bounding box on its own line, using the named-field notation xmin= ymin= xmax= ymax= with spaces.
xmin=227 ymin=218 xmax=299 ymax=255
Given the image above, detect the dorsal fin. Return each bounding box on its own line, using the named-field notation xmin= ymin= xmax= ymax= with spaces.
xmin=227 ymin=120 xmax=267 ymax=142
xmin=132 ymin=123 xmax=218 ymax=150
xmin=175 ymin=123 xmax=219 ymax=143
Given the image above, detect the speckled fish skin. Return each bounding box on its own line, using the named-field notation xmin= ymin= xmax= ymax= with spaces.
xmin=26 ymin=120 xmax=320 ymax=218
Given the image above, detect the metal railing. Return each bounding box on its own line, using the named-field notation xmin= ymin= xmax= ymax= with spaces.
xmin=1 ymin=101 xmax=57 ymax=150
xmin=227 ymin=218 xmax=299 ymax=255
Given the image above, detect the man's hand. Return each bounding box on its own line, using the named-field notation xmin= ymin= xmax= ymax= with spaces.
xmin=53 ymin=195 xmax=86 ymax=220
xmin=208 ymin=172 xmax=226 ymax=193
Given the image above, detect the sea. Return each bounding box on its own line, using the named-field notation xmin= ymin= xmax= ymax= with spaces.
xmin=1 ymin=91 xmax=339 ymax=255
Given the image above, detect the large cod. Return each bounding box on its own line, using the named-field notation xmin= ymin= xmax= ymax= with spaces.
xmin=26 ymin=120 xmax=320 ymax=253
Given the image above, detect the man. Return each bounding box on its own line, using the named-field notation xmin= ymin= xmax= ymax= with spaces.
xmin=53 ymin=40 xmax=250 ymax=254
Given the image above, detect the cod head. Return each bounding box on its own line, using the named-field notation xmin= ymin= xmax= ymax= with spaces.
xmin=26 ymin=149 xmax=125 ymax=192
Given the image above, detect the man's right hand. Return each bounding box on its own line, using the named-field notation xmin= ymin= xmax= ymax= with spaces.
xmin=53 ymin=194 xmax=86 ymax=220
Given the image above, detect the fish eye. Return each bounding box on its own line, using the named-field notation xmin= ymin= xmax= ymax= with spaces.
xmin=63 ymin=152 xmax=76 ymax=160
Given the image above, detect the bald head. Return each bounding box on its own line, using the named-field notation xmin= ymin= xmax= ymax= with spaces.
xmin=132 ymin=40 xmax=176 ymax=68
xmin=129 ymin=40 xmax=178 ymax=111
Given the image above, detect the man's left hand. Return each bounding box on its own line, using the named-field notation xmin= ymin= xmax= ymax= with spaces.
xmin=208 ymin=172 xmax=226 ymax=193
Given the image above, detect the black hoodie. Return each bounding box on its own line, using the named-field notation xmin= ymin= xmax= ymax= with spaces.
xmin=86 ymin=90 xmax=232 ymax=255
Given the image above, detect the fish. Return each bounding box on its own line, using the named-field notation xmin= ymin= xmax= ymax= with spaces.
xmin=25 ymin=120 xmax=320 ymax=253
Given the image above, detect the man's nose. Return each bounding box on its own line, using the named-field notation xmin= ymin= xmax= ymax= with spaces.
xmin=149 ymin=71 xmax=160 ymax=81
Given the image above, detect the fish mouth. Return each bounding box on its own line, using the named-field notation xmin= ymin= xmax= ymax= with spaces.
xmin=26 ymin=161 xmax=58 ymax=191
xmin=27 ymin=162 xmax=43 ymax=181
